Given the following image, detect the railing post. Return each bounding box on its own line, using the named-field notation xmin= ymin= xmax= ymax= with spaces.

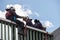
xmin=12 ymin=25 xmax=14 ymax=40
xmin=13 ymin=25 xmax=15 ymax=40
xmin=1 ymin=21 xmax=3 ymax=40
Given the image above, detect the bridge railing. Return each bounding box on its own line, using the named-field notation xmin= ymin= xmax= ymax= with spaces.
xmin=0 ymin=18 xmax=19 ymax=40
xmin=24 ymin=26 xmax=53 ymax=40
xmin=0 ymin=18 xmax=53 ymax=40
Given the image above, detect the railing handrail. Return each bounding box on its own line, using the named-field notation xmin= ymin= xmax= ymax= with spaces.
xmin=26 ymin=26 xmax=47 ymax=33
xmin=0 ymin=18 xmax=16 ymax=24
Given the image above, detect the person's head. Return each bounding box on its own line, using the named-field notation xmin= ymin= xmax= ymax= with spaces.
xmin=34 ymin=19 xmax=40 ymax=23
xmin=10 ymin=7 xmax=15 ymax=11
xmin=6 ymin=8 xmax=10 ymax=11
xmin=6 ymin=7 xmax=15 ymax=11
xmin=34 ymin=19 xmax=38 ymax=23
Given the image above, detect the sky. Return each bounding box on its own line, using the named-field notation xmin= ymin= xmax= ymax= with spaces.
xmin=0 ymin=0 xmax=60 ymax=33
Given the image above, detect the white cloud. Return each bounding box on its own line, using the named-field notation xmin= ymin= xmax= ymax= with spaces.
xmin=43 ymin=21 xmax=54 ymax=28
xmin=6 ymin=4 xmax=13 ymax=8
xmin=6 ymin=4 xmax=32 ymax=16
xmin=34 ymin=12 xmax=40 ymax=17
xmin=0 ymin=4 xmax=41 ymax=19
xmin=0 ymin=11 xmax=6 ymax=18
xmin=0 ymin=4 xmax=33 ymax=19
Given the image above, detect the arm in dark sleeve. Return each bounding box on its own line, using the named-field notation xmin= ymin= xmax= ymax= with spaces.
xmin=13 ymin=12 xmax=25 ymax=18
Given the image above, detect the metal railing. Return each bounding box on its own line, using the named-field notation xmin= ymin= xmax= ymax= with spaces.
xmin=0 ymin=18 xmax=53 ymax=40
xmin=25 ymin=26 xmax=53 ymax=40
xmin=0 ymin=18 xmax=19 ymax=40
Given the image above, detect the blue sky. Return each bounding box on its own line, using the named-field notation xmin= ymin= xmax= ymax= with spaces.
xmin=0 ymin=0 xmax=60 ymax=32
